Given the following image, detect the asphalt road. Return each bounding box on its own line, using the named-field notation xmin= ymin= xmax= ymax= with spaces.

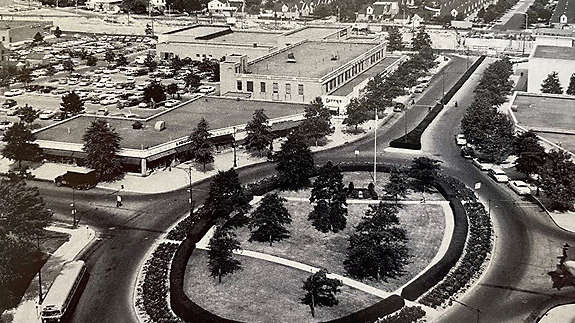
xmin=31 ymin=54 xmax=575 ymax=323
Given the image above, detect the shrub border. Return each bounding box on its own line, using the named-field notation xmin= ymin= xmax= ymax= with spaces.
xmin=389 ymin=55 xmax=486 ymax=150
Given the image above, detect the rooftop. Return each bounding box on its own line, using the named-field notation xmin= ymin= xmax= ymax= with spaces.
xmin=208 ymin=30 xmax=280 ymax=46
xmin=35 ymin=97 xmax=306 ymax=150
xmin=283 ymin=26 xmax=344 ymax=40
xmin=532 ymin=45 xmax=575 ymax=60
xmin=551 ymin=0 xmax=575 ymax=24
xmin=247 ymin=41 xmax=379 ymax=78
xmin=163 ymin=25 xmax=230 ymax=37
xmin=0 ymin=20 xmax=50 ymax=30
xmin=331 ymin=56 xmax=401 ymax=96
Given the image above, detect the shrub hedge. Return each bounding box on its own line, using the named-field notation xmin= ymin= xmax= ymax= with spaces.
xmin=323 ymin=295 xmax=405 ymax=323
xmin=376 ymin=306 xmax=426 ymax=323
xmin=390 ymin=55 xmax=486 ymax=150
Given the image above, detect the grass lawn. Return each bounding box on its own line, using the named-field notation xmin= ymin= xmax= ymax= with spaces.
xmin=184 ymin=250 xmax=379 ymax=323
xmin=237 ymin=201 xmax=445 ymax=292
xmin=1 ymin=230 xmax=69 ymax=313
xmin=278 ymin=172 xmax=445 ymax=202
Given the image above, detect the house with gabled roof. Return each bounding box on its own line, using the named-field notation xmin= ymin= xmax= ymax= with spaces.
xmin=357 ymin=1 xmax=400 ymax=21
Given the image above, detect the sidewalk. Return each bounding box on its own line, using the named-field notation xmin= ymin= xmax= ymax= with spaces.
xmin=0 ymin=112 xmax=393 ymax=194
xmin=2 ymin=224 xmax=96 ymax=323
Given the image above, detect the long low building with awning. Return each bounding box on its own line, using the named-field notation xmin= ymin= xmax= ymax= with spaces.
xmin=34 ymin=95 xmax=307 ymax=176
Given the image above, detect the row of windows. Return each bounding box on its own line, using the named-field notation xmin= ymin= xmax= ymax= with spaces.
xmin=237 ymin=80 xmax=304 ymax=95
xmin=324 ymin=48 xmax=385 ymax=93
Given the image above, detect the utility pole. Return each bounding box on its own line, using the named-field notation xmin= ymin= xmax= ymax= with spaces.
xmin=373 ymin=107 xmax=378 ymax=185
xmin=188 ymin=164 xmax=193 ymax=217
xmin=71 ymin=186 xmax=77 ymax=227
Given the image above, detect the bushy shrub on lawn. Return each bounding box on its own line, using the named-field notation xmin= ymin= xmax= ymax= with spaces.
xmin=376 ymin=306 xmax=426 ymax=323
xmin=420 ymin=201 xmax=492 ymax=307
xmin=139 ymin=242 xmax=182 ymax=322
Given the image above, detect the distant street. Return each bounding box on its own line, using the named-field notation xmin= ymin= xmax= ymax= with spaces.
xmin=32 ymin=53 xmax=575 ymax=323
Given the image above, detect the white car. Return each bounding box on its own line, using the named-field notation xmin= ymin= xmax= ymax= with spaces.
xmin=197 ymin=85 xmax=215 ymax=94
xmin=105 ymin=81 xmax=115 ymax=88
xmin=4 ymin=89 xmax=24 ymax=97
xmin=95 ymin=82 xmax=105 ymax=88
xmin=0 ymin=121 xmax=14 ymax=130
xmin=138 ymin=102 xmax=148 ymax=108
xmin=508 ymin=180 xmax=531 ymax=195
xmin=100 ymin=97 xmax=119 ymax=105
xmin=67 ymin=79 xmax=79 ymax=85
xmin=39 ymin=110 xmax=56 ymax=120
xmin=164 ymin=99 xmax=180 ymax=108
xmin=456 ymin=134 xmax=467 ymax=146
xmin=472 ymin=158 xmax=493 ymax=171
xmin=488 ymin=168 xmax=509 ymax=183
xmin=79 ymin=80 xmax=90 ymax=86
xmin=96 ymin=107 xmax=109 ymax=115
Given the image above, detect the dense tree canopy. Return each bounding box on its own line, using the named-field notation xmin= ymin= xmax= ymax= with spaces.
xmin=189 ymin=118 xmax=214 ymax=171
xmin=248 ymin=193 xmax=291 ymax=246
xmin=82 ymin=119 xmax=123 ymax=182
xmin=208 ymin=226 xmax=242 ymax=283
xmin=274 ymin=130 xmax=315 ymax=190
xmin=300 ymin=97 xmax=333 ymax=146
xmin=541 ymin=71 xmax=563 ymax=94
xmin=538 ymin=150 xmax=575 ymax=211
xmin=245 ymin=109 xmax=273 ymax=155
xmin=301 ymin=269 xmax=343 ymax=317
xmin=1 ymin=122 xmax=42 ymax=169
xmin=308 ymin=161 xmax=347 ymax=233
xmin=204 ymin=168 xmax=251 ymax=226
xmin=60 ymin=91 xmax=84 ymax=117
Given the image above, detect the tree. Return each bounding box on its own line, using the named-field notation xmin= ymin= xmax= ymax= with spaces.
xmin=166 ymin=83 xmax=178 ymax=98
xmin=308 ymin=161 xmax=347 ymax=233
xmin=62 ymin=59 xmax=74 ymax=72
xmin=189 ymin=118 xmax=214 ymax=171
xmin=274 ymin=129 xmax=315 ymax=190
xmin=184 ymin=71 xmax=201 ymax=89
xmin=170 ymin=55 xmax=184 ymax=71
xmin=145 ymin=23 xmax=154 ymax=35
xmin=115 ymin=54 xmax=128 ymax=67
xmin=205 ymin=168 xmax=251 ymax=226
xmin=566 ymin=73 xmax=575 ymax=95
xmin=384 ymin=167 xmax=409 ymax=204
xmin=474 ymin=112 xmax=515 ymax=163
xmin=33 ymin=32 xmax=44 ymax=43
xmin=412 ymin=26 xmax=432 ymax=52
xmin=86 ymin=54 xmax=97 ymax=66
xmin=409 ymin=157 xmax=441 ymax=192
xmin=144 ymin=52 xmax=157 ymax=72
xmin=104 ymin=50 xmax=116 ymax=65
xmin=60 ymin=91 xmax=84 ymax=117
xmin=301 ymin=269 xmax=342 ymax=317
xmin=386 ymin=27 xmax=404 ymax=52
xmin=16 ymin=67 xmax=32 ymax=85
xmin=16 ymin=104 xmax=39 ymax=124
xmin=344 ymin=202 xmax=410 ymax=281
xmin=300 ymin=97 xmax=333 ymax=146
xmin=538 ymin=150 xmax=575 ymax=211
xmin=541 ymin=71 xmax=563 ymax=94
xmin=45 ymin=64 xmax=56 ymax=76
xmin=513 ymin=131 xmax=546 ymax=177
xmin=248 ymin=193 xmax=291 ymax=246
xmin=1 ymin=123 xmax=42 ymax=169
xmin=244 ymin=109 xmax=272 ymax=156
xmin=54 ymin=26 xmax=62 ymax=38
xmin=143 ymin=81 xmax=166 ymax=104
xmin=343 ymin=98 xmax=370 ymax=132
xmin=82 ymin=119 xmax=123 ymax=182
xmin=207 ymin=226 xmax=242 ymax=283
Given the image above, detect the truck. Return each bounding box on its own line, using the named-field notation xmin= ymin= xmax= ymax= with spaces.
xmin=54 ymin=169 xmax=99 ymax=190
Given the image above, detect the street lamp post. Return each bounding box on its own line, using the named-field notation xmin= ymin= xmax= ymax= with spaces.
xmin=373 ymin=107 xmax=378 ymax=185
xmin=520 ymin=12 xmax=528 ymax=56
xmin=187 ymin=164 xmax=194 ymax=217
xmin=36 ymin=236 xmax=43 ymax=305
xmin=232 ymin=127 xmax=237 ymax=168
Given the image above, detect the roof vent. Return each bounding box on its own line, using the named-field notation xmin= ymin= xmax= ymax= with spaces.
xmin=287 ymin=52 xmax=296 ymax=63
xmin=154 ymin=121 xmax=166 ymax=132
xmin=331 ymin=54 xmax=339 ymax=61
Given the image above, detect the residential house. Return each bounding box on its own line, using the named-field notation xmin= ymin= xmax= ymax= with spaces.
xmin=357 ymin=1 xmax=400 ymax=21
xmin=208 ymin=0 xmax=245 ymax=16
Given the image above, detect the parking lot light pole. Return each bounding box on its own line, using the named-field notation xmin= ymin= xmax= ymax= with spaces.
xmin=232 ymin=126 xmax=237 ymax=168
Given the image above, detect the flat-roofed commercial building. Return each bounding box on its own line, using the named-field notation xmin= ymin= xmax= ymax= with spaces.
xmin=156 ymin=24 xmax=352 ymax=62
xmin=528 ymin=44 xmax=575 ymax=92
xmin=0 ymin=20 xmax=53 ymax=48
xmin=219 ymin=40 xmax=387 ymax=105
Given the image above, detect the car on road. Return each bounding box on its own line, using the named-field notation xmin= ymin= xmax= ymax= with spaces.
xmin=138 ymin=102 xmax=149 ymax=108
xmin=456 ymin=134 xmax=467 ymax=145
xmin=460 ymin=146 xmax=474 ymax=159
xmin=4 ymin=89 xmax=24 ymax=97
xmin=39 ymin=110 xmax=57 ymax=120
xmin=472 ymin=158 xmax=493 ymax=171
xmin=54 ymin=169 xmax=98 ymax=190
xmin=413 ymin=85 xmax=425 ymax=93
xmin=508 ymin=180 xmax=531 ymax=195
xmin=0 ymin=121 xmax=14 ymax=130
xmin=96 ymin=108 xmax=109 ymax=116
xmin=488 ymin=168 xmax=509 ymax=183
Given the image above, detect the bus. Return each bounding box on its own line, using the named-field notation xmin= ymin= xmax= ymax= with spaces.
xmin=40 ymin=261 xmax=87 ymax=323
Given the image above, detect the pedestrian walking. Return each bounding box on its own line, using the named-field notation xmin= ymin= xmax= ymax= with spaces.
xmin=116 ymin=195 xmax=122 ymax=207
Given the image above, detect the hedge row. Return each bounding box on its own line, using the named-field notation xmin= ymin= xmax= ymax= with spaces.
xmin=400 ymin=179 xmax=469 ymax=301
xmin=420 ymin=201 xmax=492 ymax=307
xmin=138 ymin=242 xmax=182 ymax=323
xmin=376 ymin=306 xmax=426 ymax=323
xmin=390 ymin=55 xmax=486 ymax=150
xmin=323 ymin=295 xmax=405 ymax=323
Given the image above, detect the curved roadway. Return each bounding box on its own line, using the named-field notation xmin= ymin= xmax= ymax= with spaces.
xmin=32 ymin=55 xmax=575 ymax=323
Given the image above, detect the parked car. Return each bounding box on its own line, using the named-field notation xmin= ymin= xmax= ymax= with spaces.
xmin=472 ymin=158 xmax=493 ymax=171
xmin=53 ymin=112 xmax=66 ymax=121
xmin=6 ymin=108 xmax=19 ymax=116
xmin=4 ymin=89 xmax=24 ymax=97
xmin=54 ymin=169 xmax=98 ymax=189
xmin=508 ymin=180 xmax=531 ymax=195
xmin=197 ymin=85 xmax=215 ymax=94
xmin=488 ymin=168 xmax=509 ymax=183
xmin=455 ymin=134 xmax=467 ymax=146
xmin=79 ymin=80 xmax=90 ymax=86
xmin=460 ymin=146 xmax=474 ymax=159
xmin=0 ymin=121 xmax=14 ymax=130
xmin=39 ymin=110 xmax=57 ymax=120
xmin=101 ymin=97 xmax=119 ymax=105
xmin=2 ymin=99 xmax=17 ymax=108
xmin=96 ymin=107 xmax=109 ymax=115
xmin=164 ymin=99 xmax=180 ymax=108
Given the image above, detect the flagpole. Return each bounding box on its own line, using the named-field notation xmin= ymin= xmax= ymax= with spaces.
xmin=374 ymin=107 xmax=377 ymax=185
